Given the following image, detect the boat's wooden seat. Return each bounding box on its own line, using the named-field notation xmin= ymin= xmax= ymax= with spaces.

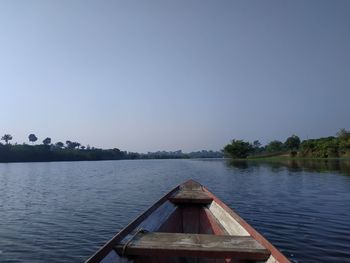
xmin=115 ymin=232 xmax=270 ymax=261
xmin=169 ymin=181 xmax=213 ymax=204
xmin=169 ymin=189 xmax=213 ymax=204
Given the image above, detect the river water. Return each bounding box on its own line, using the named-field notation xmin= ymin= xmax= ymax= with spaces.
xmin=0 ymin=159 xmax=350 ymax=263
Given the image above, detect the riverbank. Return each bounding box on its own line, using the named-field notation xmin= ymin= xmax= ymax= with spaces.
xmin=223 ymin=130 xmax=350 ymax=160
xmin=0 ymin=144 xmax=223 ymax=163
xmin=247 ymin=152 xmax=350 ymax=161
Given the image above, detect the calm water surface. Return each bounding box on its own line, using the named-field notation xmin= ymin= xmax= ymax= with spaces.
xmin=1 ymin=159 xmax=350 ymax=263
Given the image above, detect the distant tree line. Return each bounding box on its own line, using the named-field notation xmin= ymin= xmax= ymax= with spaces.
xmin=223 ymin=129 xmax=350 ymax=159
xmin=0 ymin=133 xmax=223 ymax=162
xmin=135 ymin=150 xmax=223 ymax=159
xmin=0 ymin=133 xmax=126 ymax=162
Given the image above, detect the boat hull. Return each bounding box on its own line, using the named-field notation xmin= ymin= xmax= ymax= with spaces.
xmin=85 ymin=180 xmax=290 ymax=263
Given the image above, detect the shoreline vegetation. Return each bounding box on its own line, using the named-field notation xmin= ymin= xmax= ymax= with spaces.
xmin=1 ymin=129 xmax=350 ymax=163
xmin=0 ymin=133 xmax=223 ymax=163
xmin=223 ymin=128 xmax=350 ymax=160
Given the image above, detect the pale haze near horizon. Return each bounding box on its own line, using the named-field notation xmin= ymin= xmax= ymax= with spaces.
xmin=0 ymin=1 xmax=349 ymax=152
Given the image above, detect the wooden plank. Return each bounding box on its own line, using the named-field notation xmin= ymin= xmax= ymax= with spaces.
xmin=208 ymin=202 xmax=249 ymax=236
xmin=181 ymin=206 xmax=199 ymax=263
xmin=115 ymin=232 xmax=270 ymax=261
xmin=157 ymin=208 xmax=183 ymax=233
xmin=199 ymin=208 xmax=228 ymax=235
xmin=182 ymin=206 xmax=200 ymax=234
xmin=180 ymin=180 xmax=203 ymax=190
xmin=204 ymin=188 xmax=291 ymax=263
xmin=86 ymin=179 xmax=289 ymax=263
xmin=85 ymin=189 xmax=178 ymax=263
xmin=169 ymin=190 xmax=213 ymax=204
xmin=169 ymin=179 xmax=212 ymax=204
xmin=199 ymin=209 xmax=231 ymax=263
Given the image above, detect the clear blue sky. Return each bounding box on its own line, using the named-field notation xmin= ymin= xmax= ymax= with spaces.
xmin=0 ymin=1 xmax=349 ymax=152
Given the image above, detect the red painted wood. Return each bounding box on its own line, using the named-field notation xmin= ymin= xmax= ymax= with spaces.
xmin=199 ymin=209 xmax=232 ymax=263
xmin=199 ymin=208 xmax=214 ymax=234
xmin=199 ymin=208 xmax=227 ymax=235
xmin=182 ymin=206 xmax=200 ymax=234
xmin=203 ymin=187 xmax=290 ymax=263
xmin=157 ymin=208 xmax=183 ymax=233
xmin=199 ymin=201 xmax=232 ymax=263
xmin=85 ymin=179 xmax=290 ymax=263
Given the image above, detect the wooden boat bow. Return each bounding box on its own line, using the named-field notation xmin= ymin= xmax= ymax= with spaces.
xmin=85 ymin=179 xmax=290 ymax=263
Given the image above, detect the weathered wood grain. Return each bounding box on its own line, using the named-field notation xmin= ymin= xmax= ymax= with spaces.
xmin=169 ymin=190 xmax=213 ymax=204
xmin=86 ymin=179 xmax=290 ymax=263
xmin=85 ymin=189 xmax=178 ymax=263
xmin=182 ymin=206 xmax=200 ymax=234
xmin=180 ymin=180 xmax=203 ymax=190
xmin=204 ymin=187 xmax=291 ymax=263
xmin=115 ymin=232 xmax=270 ymax=261
xmin=208 ymin=202 xmax=249 ymax=236
xmin=199 ymin=208 xmax=228 ymax=235
xmin=157 ymin=208 xmax=183 ymax=233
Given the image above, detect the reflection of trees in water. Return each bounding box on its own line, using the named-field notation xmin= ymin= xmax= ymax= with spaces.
xmin=227 ymin=160 xmax=249 ymax=169
xmin=226 ymin=159 xmax=350 ymax=176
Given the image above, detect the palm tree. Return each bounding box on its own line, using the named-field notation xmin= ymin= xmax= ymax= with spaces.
xmin=1 ymin=134 xmax=13 ymax=144
xmin=66 ymin=140 xmax=73 ymax=149
xmin=43 ymin=137 xmax=51 ymax=145
xmin=28 ymin=134 xmax=38 ymax=144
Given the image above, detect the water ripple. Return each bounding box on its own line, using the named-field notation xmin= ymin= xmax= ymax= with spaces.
xmin=1 ymin=159 xmax=350 ymax=263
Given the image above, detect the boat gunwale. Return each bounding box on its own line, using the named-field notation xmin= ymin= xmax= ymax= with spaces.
xmin=84 ymin=184 xmax=180 ymax=263
xmin=85 ymin=179 xmax=291 ymax=263
xmin=203 ymin=186 xmax=291 ymax=263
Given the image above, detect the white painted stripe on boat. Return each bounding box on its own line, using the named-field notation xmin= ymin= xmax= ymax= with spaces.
xmin=208 ymin=201 xmax=250 ymax=236
xmin=266 ymin=255 xmax=278 ymax=263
